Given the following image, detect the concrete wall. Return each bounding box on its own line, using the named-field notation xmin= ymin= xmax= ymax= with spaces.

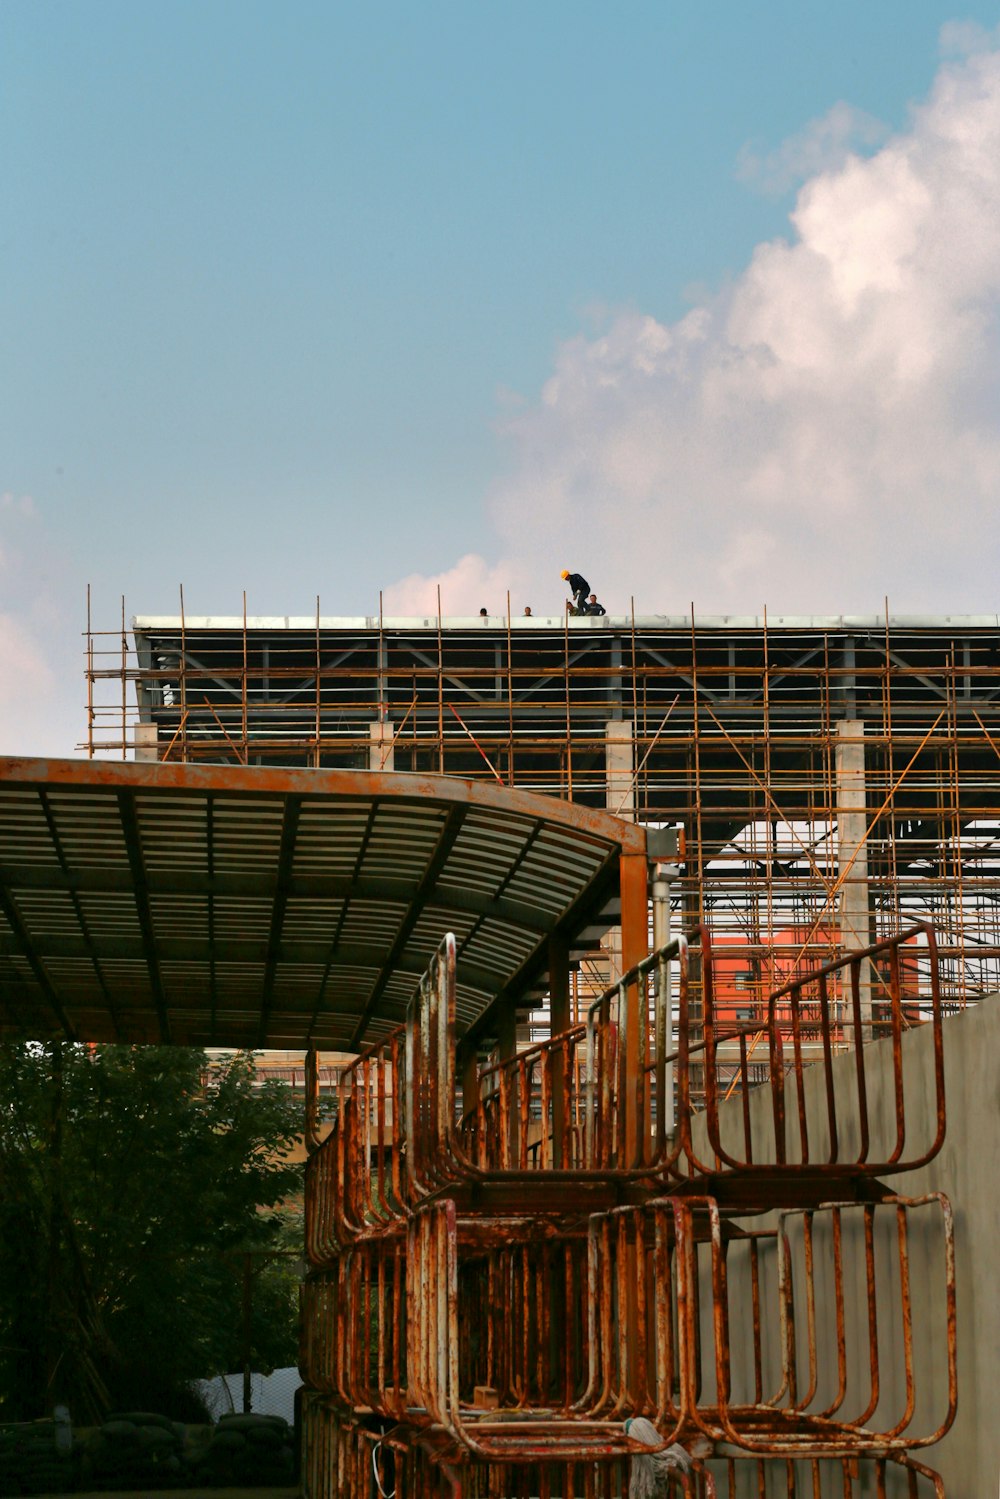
xmin=691 ymin=1003 xmax=1000 ymax=1496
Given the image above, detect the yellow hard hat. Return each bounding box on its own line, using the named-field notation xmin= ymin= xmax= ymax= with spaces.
xmin=560 ymin=569 xmax=569 ymax=579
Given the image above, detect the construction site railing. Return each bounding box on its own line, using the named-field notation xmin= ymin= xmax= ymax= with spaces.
xmin=305 ymin=1028 xmax=406 ymax=1260
xmin=406 ymin=1197 xmax=642 ymax=1461
xmin=459 ymin=932 xmax=698 ymax=1183
xmin=303 ymin=1187 xmax=955 ymax=1459
xmin=694 ymin=923 xmax=946 ymax=1189
xmin=300 ymin=1400 xmax=723 ymax=1499
xmin=299 ymin=1395 xmax=947 ymax=1499
xmin=307 ymin=920 xmax=949 ymax=1262
xmin=300 ymin=1238 xmax=408 ymax=1422
xmin=300 ymin=922 xmax=955 ymax=1493
xmin=582 ymin=1192 xmax=955 ymax=1456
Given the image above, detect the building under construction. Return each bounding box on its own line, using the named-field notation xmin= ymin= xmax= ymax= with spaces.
xmin=1 ymin=604 xmax=996 ymax=1491
xmin=86 ymin=606 xmax=1000 ymax=1013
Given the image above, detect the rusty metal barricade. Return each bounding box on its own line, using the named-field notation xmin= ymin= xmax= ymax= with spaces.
xmin=300 ymin=1398 xmax=945 ymax=1499
xmin=462 ymin=932 xmax=698 ymax=1181
xmin=461 ymin=1019 xmax=601 ymax=1175
xmin=300 ymin=1235 xmax=408 ymax=1420
xmin=303 ymin=1208 xmax=592 ymax=1432
xmin=301 ymin=919 xmax=956 ymax=1491
xmin=693 ymin=925 xmax=945 ymax=1200
xmin=307 ymin=923 xmax=949 ymax=1264
xmin=308 ymin=926 xmax=950 ymax=1255
xmin=761 ymin=1194 xmax=957 ymax=1455
xmin=302 ymin=1183 xmax=955 ymax=1471
xmin=413 ymin=932 xmax=703 ymax=1199
xmin=451 ymin=1220 xmax=591 ymax=1413
xmin=583 ymin=1192 xmax=955 ymax=1456
xmin=579 ymin=1196 xmax=762 ymax=1438
xmin=309 ymin=930 xmax=704 ymax=1254
xmin=380 ymin=1425 xmax=712 ymax=1499
xmin=406 ymin=1196 xmax=661 ymax=1461
xmin=301 ymin=1399 xmax=713 ymax=1499
xmin=694 ymin=1452 xmax=944 ymax=1496
xmin=299 ymin=1392 xmax=340 ymax=1499
xmin=305 ymin=937 xmax=462 ymax=1264
xmin=305 ymin=1027 xmax=407 ymax=1261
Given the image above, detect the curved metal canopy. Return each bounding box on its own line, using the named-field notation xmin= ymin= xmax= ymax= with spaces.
xmin=0 ymin=758 xmax=645 ymax=1051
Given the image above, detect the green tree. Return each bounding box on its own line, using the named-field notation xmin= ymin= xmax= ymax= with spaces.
xmin=0 ymin=1043 xmax=304 ymax=1422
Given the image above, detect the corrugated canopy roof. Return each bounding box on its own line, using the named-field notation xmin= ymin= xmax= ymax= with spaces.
xmin=0 ymin=758 xmax=644 ymax=1051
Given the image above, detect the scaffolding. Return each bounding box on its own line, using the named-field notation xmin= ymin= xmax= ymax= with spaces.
xmin=83 ymin=596 xmax=1000 ymax=1013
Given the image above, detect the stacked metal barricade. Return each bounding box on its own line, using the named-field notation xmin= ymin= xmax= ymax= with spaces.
xmin=301 ymin=924 xmax=954 ymax=1496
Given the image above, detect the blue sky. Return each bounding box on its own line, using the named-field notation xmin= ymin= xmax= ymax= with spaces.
xmin=4 ymin=3 xmax=1000 ymax=750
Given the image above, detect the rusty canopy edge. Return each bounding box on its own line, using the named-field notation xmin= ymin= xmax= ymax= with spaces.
xmin=0 ymin=757 xmax=647 ymax=1050
xmin=0 ymin=757 xmax=647 ymax=856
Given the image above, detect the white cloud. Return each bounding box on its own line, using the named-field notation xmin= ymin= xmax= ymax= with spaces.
xmin=939 ymin=20 xmax=1000 ymax=57
xmin=0 ymin=499 xmax=81 ymax=757
xmin=391 ymin=42 xmax=1000 ymax=617
xmin=0 ymin=611 xmax=55 ymax=704
xmin=737 ymin=101 xmax=889 ymax=197
xmin=0 ymin=491 xmax=37 ymax=517
xmin=382 ymin=551 xmax=530 ymax=616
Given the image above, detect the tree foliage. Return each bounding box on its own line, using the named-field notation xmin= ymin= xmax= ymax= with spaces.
xmin=0 ymin=1044 xmax=304 ymax=1422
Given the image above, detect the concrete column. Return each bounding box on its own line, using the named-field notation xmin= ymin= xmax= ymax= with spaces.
xmin=836 ymin=720 xmax=872 ymax=1030
xmin=605 ymin=719 xmax=635 ymax=819
xmin=369 ymin=721 xmax=394 ymax=771
xmin=134 ymin=724 xmax=159 ymax=762
xmin=840 ymin=636 xmax=858 ymax=718
xmin=603 ymin=720 xmax=636 ymax=982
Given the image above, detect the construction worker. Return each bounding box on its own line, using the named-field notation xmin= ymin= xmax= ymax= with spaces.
xmin=560 ymin=569 xmax=590 ymax=615
xmin=585 ymin=594 xmax=606 ymax=616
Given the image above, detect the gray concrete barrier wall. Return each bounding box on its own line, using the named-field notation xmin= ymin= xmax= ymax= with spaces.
xmin=689 ymin=1002 xmax=1000 ymax=1496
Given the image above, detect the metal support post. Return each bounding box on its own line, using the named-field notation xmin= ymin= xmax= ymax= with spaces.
xmin=652 ymin=857 xmax=679 ymax=1137
xmin=836 ymin=720 xmax=872 ymax=1034
xmin=548 ymin=934 xmax=570 ymax=1167
xmin=459 ymin=1045 xmax=480 ymax=1124
xmin=304 ymin=1047 xmax=321 ymax=1155
xmin=241 ymin=1252 xmax=253 ymax=1413
xmin=496 ymin=996 xmax=519 ymax=1161
xmin=619 ymin=851 xmax=649 ymax=1167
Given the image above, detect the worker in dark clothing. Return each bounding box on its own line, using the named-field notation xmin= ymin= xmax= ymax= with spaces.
xmin=585 ymin=594 xmax=606 ymax=616
xmin=561 ymin=570 xmax=590 ymax=615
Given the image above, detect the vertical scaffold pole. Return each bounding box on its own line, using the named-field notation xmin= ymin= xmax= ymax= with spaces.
xmin=86 ymin=585 xmax=94 ymax=759
xmin=314 ymin=596 xmax=321 ymax=769
xmin=120 ymin=596 xmax=127 ymax=761
xmin=620 ymin=850 xmax=649 ymax=1167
